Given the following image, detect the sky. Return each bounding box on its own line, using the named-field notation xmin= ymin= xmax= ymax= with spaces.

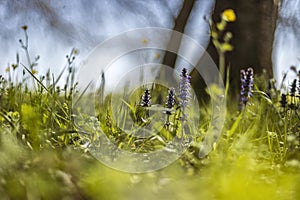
xmin=273 ymin=0 xmax=300 ymax=88
xmin=0 ymin=0 xmax=300 ymax=89
xmin=0 ymin=0 xmax=214 ymax=86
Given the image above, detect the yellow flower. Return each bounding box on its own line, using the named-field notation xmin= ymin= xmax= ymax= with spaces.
xmin=142 ymin=39 xmax=149 ymax=45
xmin=72 ymin=48 xmax=79 ymax=55
xmin=222 ymin=9 xmax=236 ymax=22
xmin=21 ymin=25 xmax=28 ymax=31
xmin=12 ymin=64 xmax=18 ymax=70
xmin=154 ymin=53 xmax=161 ymax=59
xmin=31 ymin=69 xmax=38 ymax=75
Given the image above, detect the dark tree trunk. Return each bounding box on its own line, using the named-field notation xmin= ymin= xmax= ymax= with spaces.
xmin=158 ymin=0 xmax=195 ymax=81
xmin=193 ymin=0 xmax=279 ymax=98
xmin=161 ymin=0 xmax=195 ymax=68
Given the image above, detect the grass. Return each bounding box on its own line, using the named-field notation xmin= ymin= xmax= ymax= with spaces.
xmin=1 ymin=28 xmax=300 ymax=200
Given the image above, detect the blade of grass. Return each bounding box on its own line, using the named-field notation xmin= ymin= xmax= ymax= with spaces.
xmin=73 ymin=81 xmax=93 ymax=107
xmin=21 ymin=63 xmax=48 ymax=92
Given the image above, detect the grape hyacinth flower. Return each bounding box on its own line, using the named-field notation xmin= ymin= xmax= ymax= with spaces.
xmin=239 ymin=67 xmax=254 ymax=107
xmin=280 ymin=93 xmax=287 ymax=109
xmin=140 ymin=89 xmax=151 ymax=107
xmin=290 ymin=79 xmax=297 ymax=97
xmin=290 ymin=79 xmax=297 ymax=107
xmin=164 ymin=87 xmax=176 ymax=127
xmin=165 ymin=87 xmax=176 ymax=115
xmin=178 ymin=68 xmax=191 ymax=119
xmin=298 ymin=70 xmax=300 ymax=95
xmin=297 ymin=72 xmax=300 ymax=104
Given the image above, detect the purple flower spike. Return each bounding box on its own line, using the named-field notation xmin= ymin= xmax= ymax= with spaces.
xmin=140 ymin=89 xmax=151 ymax=107
xmin=165 ymin=87 xmax=176 ymax=115
xmin=240 ymin=67 xmax=254 ymax=106
xmin=290 ymin=79 xmax=297 ymax=97
xmin=280 ymin=93 xmax=287 ymax=108
xmin=178 ymin=68 xmax=191 ymax=109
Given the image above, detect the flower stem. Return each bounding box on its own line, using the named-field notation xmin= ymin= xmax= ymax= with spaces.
xmin=219 ymin=51 xmax=225 ymax=82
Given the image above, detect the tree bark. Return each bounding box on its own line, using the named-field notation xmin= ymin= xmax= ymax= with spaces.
xmin=158 ymin=0 xmax=195 ymax=80
xmin=192 ymin=0 xmax=278 ymax=98
xmin=197 ymin=0 xmax=279 ymax=96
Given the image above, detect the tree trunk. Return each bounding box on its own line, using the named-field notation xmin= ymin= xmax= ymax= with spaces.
xmin=202 ymin=0 xmax=279 ymax=95
xmin=158 ymin=0 xmax=195 ymax=79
